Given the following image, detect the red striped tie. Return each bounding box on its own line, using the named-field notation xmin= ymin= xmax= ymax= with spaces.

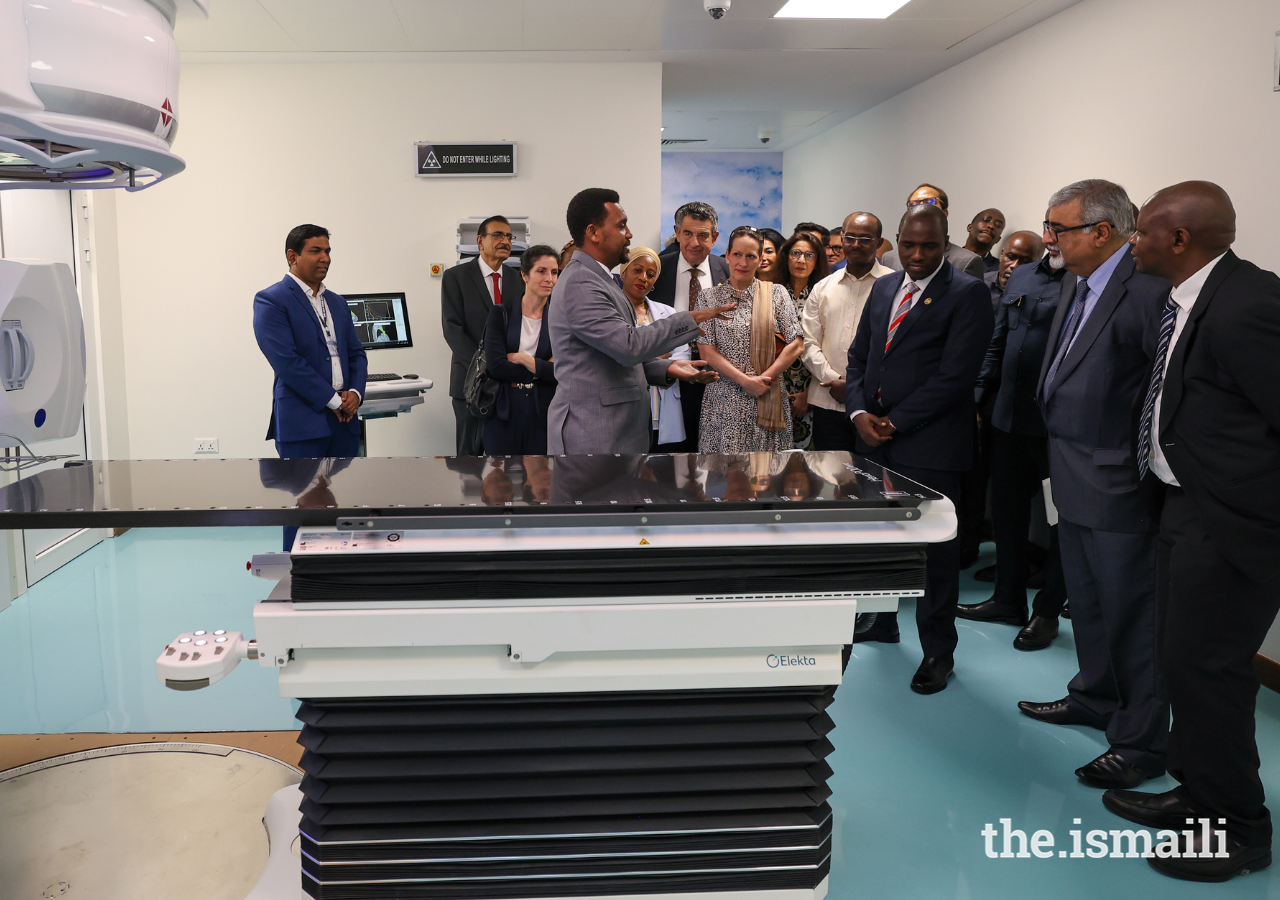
xmin=884 ymin=281 xmax=919 ymax=352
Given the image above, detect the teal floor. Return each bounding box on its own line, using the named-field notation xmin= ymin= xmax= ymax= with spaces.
xmin=2 ymin=528 xmax=1278 ymax=897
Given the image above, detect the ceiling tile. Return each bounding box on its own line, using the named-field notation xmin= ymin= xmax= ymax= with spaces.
xmin=281 ymin=19 xmax=413 ymax=52
xmin=174 ymin=0 xmax=300 ymax=52
xmin=393 ymin=0 xmax=523 ymax=52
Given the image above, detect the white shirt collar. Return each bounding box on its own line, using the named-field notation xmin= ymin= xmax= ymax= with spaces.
xmin=841 ymin=261 xmax=890 ymax=284
xmin=1170 ymin=252 xmax=1229 ymax=310
xmin=903 ymin=260 xmax=943 ymax=294
xmin=677 ymin=252 xmax=711 ymax=276
xmin=477 ymin=256 xmax=500 ymax=279
xmin=288 ymin=272 xmax=324 ymax=301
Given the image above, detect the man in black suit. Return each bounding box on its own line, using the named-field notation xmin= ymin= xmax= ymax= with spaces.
xmin=1102 ymin=182 xmax=1280 ymax=881
xmin=959 ymin=235 xmax=1070 ymax=651
xmin=1017 ymin=180 xmax=1171 ymax=790
xmin=649 ymin=202 xmax=730 ymax=451
xmin=441 ymin=215 xmax=525 ymax=455
xmin=845 ymin=204 xmax=994 ymax=694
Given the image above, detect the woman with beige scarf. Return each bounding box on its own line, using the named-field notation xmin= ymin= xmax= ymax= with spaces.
xmin=693 ymin=226 xmax=804 ymax=453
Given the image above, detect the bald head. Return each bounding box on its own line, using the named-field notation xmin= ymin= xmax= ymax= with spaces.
xmin=997 ymin=231 xmax=1044 ymax=289
xmin=1130 ymin=181 xmax=1236 ymax=286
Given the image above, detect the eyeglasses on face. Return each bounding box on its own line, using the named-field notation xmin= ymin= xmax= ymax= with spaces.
xmin=907 ymin=197 xmax=941 ymax=208
xmin=483 ymin=231 xmax=515 ymax=241
xmin=789 ymin=250 xmax=817 ymax=261
xmin=1042 ymin=221 xmax=1101 ymax=240
xmin=840 ymin=235 xmax=878 ymax=247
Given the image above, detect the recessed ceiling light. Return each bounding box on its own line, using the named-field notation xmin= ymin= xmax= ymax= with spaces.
xmin=774 ymin=0 xmax=910 ymax=18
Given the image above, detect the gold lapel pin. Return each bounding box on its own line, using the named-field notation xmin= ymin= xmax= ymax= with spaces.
xmin=923 ymin=298 xmax=932 ymax=305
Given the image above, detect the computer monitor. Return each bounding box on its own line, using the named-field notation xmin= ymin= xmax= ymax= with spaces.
xmin=345 ymin=292 xmax=413 ymax=350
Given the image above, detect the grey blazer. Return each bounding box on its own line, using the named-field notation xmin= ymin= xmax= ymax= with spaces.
xmin=882 ymin=242 xmax=987 ymax=281
xmin=547 ymin=250 xmax=700 ymax=454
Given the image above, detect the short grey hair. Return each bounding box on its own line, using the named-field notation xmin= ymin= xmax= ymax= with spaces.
xmin=1047 ymin=179 xmax=1136 ymax=237
xmin=673 ymin=201 xmax=719 ymax=231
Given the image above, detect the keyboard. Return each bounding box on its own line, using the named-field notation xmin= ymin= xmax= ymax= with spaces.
xmin=366 ymin=373 xmax=402 ymax=382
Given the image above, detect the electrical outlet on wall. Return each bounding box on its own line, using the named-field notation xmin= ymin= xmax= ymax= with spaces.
xmin=195 ymin=438 xmax=219 ymax=454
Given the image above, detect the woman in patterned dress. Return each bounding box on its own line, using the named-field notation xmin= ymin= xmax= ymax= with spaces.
xmin=766 ymin=232 xmax=829 ymax=448
xmin=694 ymin=227 xmax=804 ymax=453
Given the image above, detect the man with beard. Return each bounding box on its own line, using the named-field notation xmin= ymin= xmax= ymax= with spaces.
xmin=547 ymin=189 xmax=735 ymax=454
xmin=960 ymin=232 xmax=1071 ymax=651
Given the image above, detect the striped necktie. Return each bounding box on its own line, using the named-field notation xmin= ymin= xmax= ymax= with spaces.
xmin=884 ymin=281 xmax=919 ymax=352
xmin=1136 ymin=291 xmax=1180 ymax=478
xmin=1044 ymin=277 xmax=1090 ymax=390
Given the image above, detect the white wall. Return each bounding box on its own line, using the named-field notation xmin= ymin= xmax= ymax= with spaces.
xmin=110 ymin=60 xmax=662 ymax=459
xmin=782 ymin=0 xmax=1280 ymax=271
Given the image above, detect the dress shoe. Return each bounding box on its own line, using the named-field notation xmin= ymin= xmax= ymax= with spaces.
xmin=851 ymin=612 xmax=900 ymax=644
xmin=1017 ymin=698 xmax=1105 ymax=729
xmin=972 ymin=564 xmax=996 ymax=583
xmin=1102 ymin=787 xmax=1201 ymax=830
xmin=1075 ymin=750 xmax=1164 ymax=789
xmin=1014 ymin=615 xmax=1058 ymax=651
xmin=1149 ymin=832 xmax=1271 ymax=882
xmin=910 ymin=656 xmax=954 ymax=694
xmin=956 ymin=599 xmax=1027 ymax=626
xmin=1061 ymin=603 xmax=1071 ymax=619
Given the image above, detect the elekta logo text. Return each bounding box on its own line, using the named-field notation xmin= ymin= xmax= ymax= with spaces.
xmin=767 ymin=653 xmax=816 ymax=668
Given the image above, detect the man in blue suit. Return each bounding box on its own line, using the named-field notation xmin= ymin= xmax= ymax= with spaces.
xmin=845 ymin=204 xmax=994 ymax=694
xmin=1017 ymin=180 xmax=1170 ymax=791
xmin=253 ymin=224 xmax=367 ymax=549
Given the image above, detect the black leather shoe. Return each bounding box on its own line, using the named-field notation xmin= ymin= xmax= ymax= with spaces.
xmin=972 ymin=564 xmax=996 ymax=583
xmin=1149 ymin=832 xmax=1271 ymax=882
xmin=1061 ymin=603 xmax=1071 ymax=619
xmin=1075 ymin=750 xmax=1163 ymax=789
xmin=851 ymin=612 xmax=900 ymax=644
xmin=1102 ymin=788 xmax=1201 ymax=830
xmin=956 ymin=599 xmax=1027 ymax=626
xmin=1014 ymin=616 xmax=1058 ymax=651
xmin=910 ymin=656 xmax=954 ymax=694
xmin=1017 ymin=698 xmax=1105 ymax=729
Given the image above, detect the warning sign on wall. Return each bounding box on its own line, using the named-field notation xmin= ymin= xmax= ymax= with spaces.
xmin=415 ymin=143 xmax=517 ymax=177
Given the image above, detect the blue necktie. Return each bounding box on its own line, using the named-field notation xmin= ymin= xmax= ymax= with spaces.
xmin=1044 ymin=278 xmax=1090 ymax=390
xmin=1136 ymin=291 xmax=1180 ymax=478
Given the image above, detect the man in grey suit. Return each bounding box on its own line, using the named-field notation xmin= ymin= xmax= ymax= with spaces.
xmin=881 ymin=183 xmax=987 ymax=281
xmin=547 ymin=189 xmax=735 ymax=455
xmin=1017 ymin=179 xmax=1171 ymax=790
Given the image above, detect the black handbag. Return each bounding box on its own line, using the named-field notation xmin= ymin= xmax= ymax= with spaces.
xmin=463 ymin=307 xmax=507 ymax=419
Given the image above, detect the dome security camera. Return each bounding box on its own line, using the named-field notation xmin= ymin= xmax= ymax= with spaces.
xmin=704 ymin=0 xmax=730 ymax=20
xmin=758 ymin=128 xmax=773 ymax=145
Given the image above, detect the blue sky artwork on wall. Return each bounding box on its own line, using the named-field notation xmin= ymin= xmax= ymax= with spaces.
xmin=661 ymin=152 xmax=783 ymax=255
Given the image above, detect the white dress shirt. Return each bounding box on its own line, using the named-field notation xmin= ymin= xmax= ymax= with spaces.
xmin=849 ymin=261 xmax=943 ymax=421
xmin=478 ymin=257 xmax=502 ymax=304
xmin=674 ymin=252 xmax=714 ymax=312
xmin=287 ymin=273 xmax=346 ymax=410
xmin=802 ymin=261 xmax=893 ymax=411
xmin=1148 ymin=252 xmax=1228 ymax=486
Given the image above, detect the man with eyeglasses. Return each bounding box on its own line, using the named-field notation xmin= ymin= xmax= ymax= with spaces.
xmin=825 ymin=229 xmax=846 ymax=272
xmin=442 ymin=215 xmax=527 ymax=454
xmin=650 ymin=201 xmax=731 ymax=451
xmin=1017 ymin=179 xmax=1171 ymax=793
xmin=882 ymin=184 xmax=987 ymax=281
xmin=801 ymin=213 xmax=892 ymax=451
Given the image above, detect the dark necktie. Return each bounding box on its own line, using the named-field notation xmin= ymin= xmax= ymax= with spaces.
xmin=688 ymin=267 xmax=701 ymax=309
xmin=1136 ymin=291 xmax=1180 ymax=478
xmin=1044 ymin=278 xmax=1090 ymax=390
xmin=490 ymin=272 xmax=501 ymax=305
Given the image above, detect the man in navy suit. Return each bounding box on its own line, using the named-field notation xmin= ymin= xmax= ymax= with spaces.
xmin=253 ymin=224 xmax=367 ymax=549
xmin=845 ymin=204 xmax=994 ymax=694
xmin=1016 ymin=180 xmax=1171 ymax=791
xmin=648 ymin=202 xmax=731 ymax=451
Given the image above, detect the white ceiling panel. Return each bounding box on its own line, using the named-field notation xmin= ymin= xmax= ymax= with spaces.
xmin=175 ymin=0 xmax=1084 ymax=148
xmin=175 ymin=0 xmax=299 ymax=52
